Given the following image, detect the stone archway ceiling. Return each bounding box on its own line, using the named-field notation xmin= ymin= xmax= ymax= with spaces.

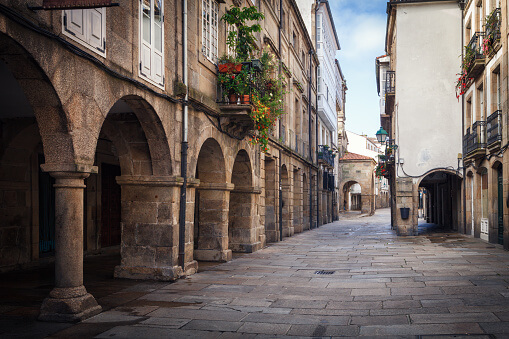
xmin=0 ymin=60 xmax=34 ymax=118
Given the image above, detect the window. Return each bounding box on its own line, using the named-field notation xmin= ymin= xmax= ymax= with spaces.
xmin=140 ymin=0 xmax=164 ymax=86
xmin=63 ymin=8 xmax=105 ymax=55
xmin=202 ymin=0 xmax=219 ymax=63
xmin=316 ymin=14 xmax=322 ymax=49
xmin=317 ymin=66 xmax=321 ymax=93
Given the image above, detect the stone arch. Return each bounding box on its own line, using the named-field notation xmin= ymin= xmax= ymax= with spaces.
xmin=418 ymin=170 xmax=462 ymax=233
xmin=293 ymin=169 xmax=303 ymax=233
xmin=93 ymin=96 xmax=173 ymax=177
xmin=264 ymin=156 xmax=278 ymax=242
xmin=194 ymin=138 xmax=231 ymax=262
xmin=303 ymin=172 xmax=309 ymax=230
xmin=0 ymin=32 xmax=74 ymax=165
xmin=416 ymin=168 xmax=463 ymax=187
xmin=341 ymin=180 xmax=363 ymax=211
xmin=229 ymin=150 xmax=260 ymax=252
xmin=490 ymin=161 xmax=504 ymax=245
xmin=281 ymin=164 xmax=293 ymax=237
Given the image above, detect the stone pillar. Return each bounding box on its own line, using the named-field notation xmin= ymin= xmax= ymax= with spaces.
xmin=394 ymin=178 xmax=418 ymax=236
xmin=39 ymin=170 xmax=101 ymax=322
xmin=229 ymin=186 xmax=262 ymax=253
xmin=114 ymin=176 xmax=183 ymax=281
xmin=194 ymin=183 xmax=234 ymax=262
xmin=184 ymin=178 xmax=200 ymax=275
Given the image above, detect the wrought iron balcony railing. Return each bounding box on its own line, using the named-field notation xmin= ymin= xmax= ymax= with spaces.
xmin=485 ymin=8 xmax=501 ymax=44
xmin=463 ymin=120 xmax=486 ymax=156
xmin=318 ymin=145 xmax=334 ymax=168
xmin=464 ymin=32 xmax=486 ymax=78
xmin=487 ymin=110 xmax=502 ymax=147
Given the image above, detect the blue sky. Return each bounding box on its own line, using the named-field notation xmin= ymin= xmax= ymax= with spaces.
xmin=329 ymin=0 xmax=388 ymax=137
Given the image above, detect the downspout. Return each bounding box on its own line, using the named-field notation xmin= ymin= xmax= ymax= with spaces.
xmin=460 ymin=0 xmax=466 ymax=235
xmin=315 ymin=2 xmax=320 ymax=228
xmin=178 ymin=0 xmax=188 ymax=271
xmin=308 ymin=49 xmax=313 ymax=231
xmin=278 ymin=0 xmax=283 ymax=241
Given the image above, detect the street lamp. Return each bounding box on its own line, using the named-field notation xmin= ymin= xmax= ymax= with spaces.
xmin=375 ymin=127 xmax=389 ymax=143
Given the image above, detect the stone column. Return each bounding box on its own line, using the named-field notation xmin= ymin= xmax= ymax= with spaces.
xmin=114 ymin=176 xmax=183 ymax=281
xmin=194 ymin=183 xmax=234 ymax=262
xmin=39 ymin=170 xmax=101 ymax=322
xmin=229 ymin=186 xmax=262 ymax=253
xmin=183 ymin=178 xmax=200 ymax=275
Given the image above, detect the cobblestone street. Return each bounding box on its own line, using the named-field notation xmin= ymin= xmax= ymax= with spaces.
xmin=2 ymin=209 xmax=509 ymax=338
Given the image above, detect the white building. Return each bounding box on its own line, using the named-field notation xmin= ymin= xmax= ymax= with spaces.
xmin=384 ymin=0 xmax=463 ymax=235
xmin=296 ymin=0 xmax=343 ymax=219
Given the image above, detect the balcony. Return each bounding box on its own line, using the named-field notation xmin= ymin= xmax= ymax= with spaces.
xmin=487 ymin=110 xmax=502 ymax=150
xmin=385 ymin=71 xmax=395 ymax=115
xmin=322 ymin=172 xmax=335 ymax=192
xmin=485 ymin=8 xmax=501 ymax=58
xmin=464 ymin=32 xmax=485 ymax=79
xmin=463 ymin=120 xmax=486 ymax=158
xmin=318 ymin=145 xmax=335 ymax=168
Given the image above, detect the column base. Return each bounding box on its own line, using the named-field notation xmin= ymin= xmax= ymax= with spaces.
xmin=282 ymin=226 xmax=294 ymax=237
xmin=396 ymin=225 xmax=417 ymax=236
xmin=114 ymin=265 xmax=183 ymax=281
xmin=194 ymin=249 xmax=232 ymax=262
xmin=265 ymin=230 xmax=279 ymax=243
xmin=39 ymin=286 xmax=101 ymax=323
xmin=229 ymin=242 xmax=262 ymax=253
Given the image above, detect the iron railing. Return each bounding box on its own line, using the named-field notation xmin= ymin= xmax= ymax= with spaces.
xmin=487 ymin=110 xmax=502 ymax=146
xmin=465 ymin=32 xmax=485 ymax=71
xmin=385 ymin=71 xmax=395 ymax=95
xmin=485 ymin=8 xmax=501 ymax=42
xmin=463 ymin=120 xmax=486 ymax=155
xmin=318 ymin=145 xmax=334 ymax=168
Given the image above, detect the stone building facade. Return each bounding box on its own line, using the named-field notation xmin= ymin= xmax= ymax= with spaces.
xmin=0 ymin=0 xmax=340 ymax=322
xmin=338 ymin=152 xmax=376 ymax=215
xmin=382 ymin=0 xmax=463 ymax=236
xmin=461 ymin=0 xmax=508 ymax=248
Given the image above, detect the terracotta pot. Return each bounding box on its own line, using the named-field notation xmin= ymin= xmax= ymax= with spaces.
xmin=218 ymin=63 xmax=242 ymax=73
xmin=240 ymin=95 xmax=250 ymax=104
xmin=228 ymin=93 xmax=238 ymax=104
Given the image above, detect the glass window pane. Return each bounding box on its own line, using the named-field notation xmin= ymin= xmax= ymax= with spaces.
xmin=143 ymin=0 xmax=151 ymax=43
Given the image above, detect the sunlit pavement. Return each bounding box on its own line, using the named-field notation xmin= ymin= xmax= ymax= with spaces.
xmin=2 ymin=208 xmax=509 ymax=338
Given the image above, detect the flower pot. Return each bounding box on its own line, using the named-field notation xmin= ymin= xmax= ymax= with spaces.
xmin=228 ymin=93 xmax=238 ymax=104
xmin=218 ymin=63 xmax=242 ymax=74
xmin=240 ymin=95 xmax=250 ymax=104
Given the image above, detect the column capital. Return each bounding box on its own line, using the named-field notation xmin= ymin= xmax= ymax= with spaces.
xmin=40 ymin=163 xmax=98 ymax=174
xmin=116 ymin=175 xmax=184 ymax=187
xmin=197 ymin=182 xmax=235 ymax=191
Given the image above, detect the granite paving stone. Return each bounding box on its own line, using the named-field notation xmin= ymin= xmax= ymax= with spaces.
xmin=6 ymin=209 xmax=509 ymax=338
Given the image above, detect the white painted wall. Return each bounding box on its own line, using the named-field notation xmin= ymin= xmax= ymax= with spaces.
xmin=395 ymin=2 xmax=462 ymax=177
xmin=346 ymin=131 xmax=381 ymax=160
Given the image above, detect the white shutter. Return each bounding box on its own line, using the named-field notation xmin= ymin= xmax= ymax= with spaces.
xmin=88 ymin=8 xmax=105 ymax=52
xmin=139 ymin=0 xmax=164 ymax=86
xmin=65 ymin=9 xmax=86 ymax=41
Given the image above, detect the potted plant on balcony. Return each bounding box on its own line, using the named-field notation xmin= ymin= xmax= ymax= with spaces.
xmin=218 ymin=54 xmax=242 ymax=74
xmin=483 ymin=9 xmax=501 ymax=57
xmin=222 ymin=6 xmax=264 ymax=61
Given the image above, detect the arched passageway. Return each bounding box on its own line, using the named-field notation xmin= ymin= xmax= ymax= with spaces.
xmin=229 ymin=150 xmax=261 ymax=252
xmin=281 ymin=165 xmax=293 ymax=237
xmin=264 ymin=157 xmax=278 ymax=242
xmin=418 ymin=170 xmax=462 ymax=234
xmin=194 ymin=138 xmax=232 ymax=262
xmin=293 ymin=169 xmax=303 ymax=233
xmin=342 ymin=181 xmax=362 ymax=212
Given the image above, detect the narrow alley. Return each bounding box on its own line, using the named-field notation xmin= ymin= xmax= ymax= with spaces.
xmin=2 ymin=209 xmax=509 ymax=338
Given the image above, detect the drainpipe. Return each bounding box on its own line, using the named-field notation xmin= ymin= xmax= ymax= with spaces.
xmin=460 ymin=0 xmax=466 ymax=235
xmin=315 ymin=1 xmax=320 ymax=228
xmin=308 ymin=48 xmax=313 ymax=231
xmin=278 ymin=0 xmax=283 ymax=241
xmin=178 ymin=0 xmax=189 ymax=271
